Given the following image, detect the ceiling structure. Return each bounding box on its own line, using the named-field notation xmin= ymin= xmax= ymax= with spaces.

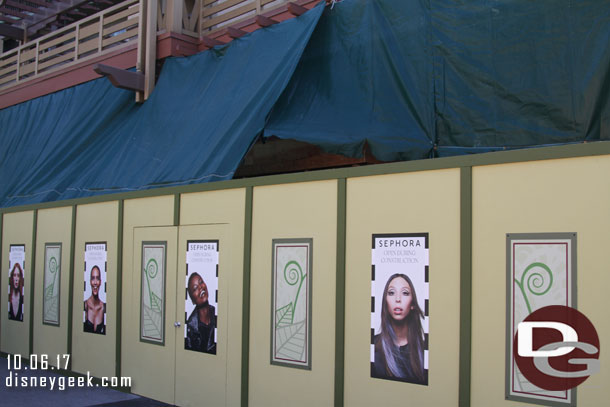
xmin=0 ymin=0 xmax=123 ymax=43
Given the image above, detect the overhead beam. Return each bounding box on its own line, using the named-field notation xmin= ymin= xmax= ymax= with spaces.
xmin=0 ymin=5 xmax=28 ymax=19
xmin=24 ymin=0 xmax=51 ymax=7
xmin=22 ymin=0 xmax=89 ymax=36
xmin=0 ymin=14 xmax=19 ymax=23
xmin=6 ymin=0 xmax=43 ymax=14
xmin=93 ymin=63 xmax=144 ymax=92
xmin=0 ymin=22 xmax=24 ymax=39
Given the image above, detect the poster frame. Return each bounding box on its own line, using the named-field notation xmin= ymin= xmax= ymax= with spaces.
xmin=505 ymin=232 xmax=577 ymax=407
xmin=270 ymin=238 xmax=313 ymax=370
xmin=8 ymin=243 xmax=26 ymax=323
xmin=184 ymin=239 xmax=219 ymax=355
xmin=83 ymin=241 xmax=107 ymax=335
xmin=42 ymin=242 xmax=62 ymax=326
xmin=139 ymin=241 xmax=167 ymax=346
xmin=370 ymin=232 xmax=430 ymax=385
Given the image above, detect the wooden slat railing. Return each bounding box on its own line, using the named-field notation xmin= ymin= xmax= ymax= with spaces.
xmin=200 ymin=0 xmax=289 ymax=34
xmin=0 ymin=0 xmax=315 ymax=95
xmin=0 ymin=0 xmax=140 ymax=90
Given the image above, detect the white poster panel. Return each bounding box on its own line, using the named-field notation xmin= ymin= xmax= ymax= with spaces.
xmin=184 ymin=240 xmax=218 ymax=354
xmin=83 ymin=243 xmax=107 ymax=335
xmin=8 ymin=245 xmax=26 ymax=322
xmin=271 ymin=239 xmax=312 ymax=369
xmin=506 ymin=233 xmax=575 ymax=406
xmin=141 ymin=242 xmax=166 ymax=344
xmin=371 ymin=234 xmax=429 ymax=385
xmin=43 ymin=244 xmax=62 ymax=325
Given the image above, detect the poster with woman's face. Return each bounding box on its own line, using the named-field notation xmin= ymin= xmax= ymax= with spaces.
xmin=184 ymin=241 xmax=218 ymax=355
xmin=370 ymin=234 xmax=429 ymax=385
xmin=83 ymin=243 xmax=107 ymax=335
xmin=8 ymin=245 xmax=26 ymax=322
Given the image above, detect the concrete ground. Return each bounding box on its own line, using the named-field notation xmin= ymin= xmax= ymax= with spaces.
xmin=1 ymin=356 xmax=172 ymax=407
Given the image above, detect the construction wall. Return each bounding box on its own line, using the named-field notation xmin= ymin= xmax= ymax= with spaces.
xmin=1 ymin=145 xmax=609 ymax=407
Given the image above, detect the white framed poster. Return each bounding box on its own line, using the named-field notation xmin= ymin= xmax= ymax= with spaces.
xmin=271 ymin=238 xmax=312 ymax=369
xmin=184 ymin=240 xmax=218 ymax=355
xmin=506 ymin=233 xmax=576 ymax=406
xmin=8 ymin=244 xmax=26 ymax=322
xmin=43 ymin=243 xmax=62 ymax=326
xmin=140 ymin=242 xmax=166 ymax=345
xmin=371 ymin=233 xmax=429 ymax=385
xmin=83 ymin=242 xmax=107 ymax=335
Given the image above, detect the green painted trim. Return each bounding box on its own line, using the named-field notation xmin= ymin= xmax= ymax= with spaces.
xmin=334 ymin=179 xmax=346 ymax=407
xmin=173 ymin=193 xmax=180 ymax=226
xmin=67 ymin=205 xmax=76 ymax=369
xmin=459 ymin=167 xmax=472 ymax=407
xmin=241 ymin=186 xmax=253 ymax=407
xmin=29 ymin=210 xmax=38 ymax=356
xmin=2 ymin=141 xmax=610 ymax=214
xmin=116 ymin=200 xmax=124 ymax=378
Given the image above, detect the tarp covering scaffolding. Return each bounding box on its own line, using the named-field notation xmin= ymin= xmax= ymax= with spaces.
xmin=1 ymin=0 xmax=609 ymax=207
xmin=0 ymin=2 xmax=325 ymax=207
xmin=266 ymin=0 xmax=610 ymax=159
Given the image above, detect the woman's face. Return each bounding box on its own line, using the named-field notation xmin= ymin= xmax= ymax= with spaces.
xmin=188 ymin=274 xmax=208 ymax=306
xmin=385 ymin=277 xmax=413 ymax=322
xmin=90 ymin=267 xmax=101 ymax=296
xmin=11 ymin=268 xmax=20 ymax=290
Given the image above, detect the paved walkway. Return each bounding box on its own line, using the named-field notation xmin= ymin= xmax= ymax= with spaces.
xmin=1 ymin=356 xmax=172 ymax=407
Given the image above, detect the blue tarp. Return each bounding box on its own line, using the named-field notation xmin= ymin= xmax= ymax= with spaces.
xmin=2 ymin=0 xmax=609 ymax=207
xmin=266 ymin=0 xmax=610 ymax=159
xmin=0 ymin=1 xmax=325 ymax=207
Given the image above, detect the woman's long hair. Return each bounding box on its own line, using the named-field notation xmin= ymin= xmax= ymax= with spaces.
xmin=376 ymin=273 xmax=425 ymax=380
xmin=9 ymin=263 xmax=24 ymax=295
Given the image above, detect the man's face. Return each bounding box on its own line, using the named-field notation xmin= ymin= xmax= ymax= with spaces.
xmin=188 ymin=274 xmax=208 ymax=306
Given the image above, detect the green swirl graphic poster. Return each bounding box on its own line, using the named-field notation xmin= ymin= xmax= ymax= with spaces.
xmin=43 ymin=244 xmax=61 ymax=325
xmin=141 ymin=243 xmax=166 ymax=344
xmin=507 ymin=233 xmax=576 ymax=405
xmin=271 ymin=239 xmax=312 ymax=369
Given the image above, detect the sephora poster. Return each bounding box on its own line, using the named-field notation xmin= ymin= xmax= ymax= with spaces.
xmin=371 ymin=234 xmax=429 ymax=385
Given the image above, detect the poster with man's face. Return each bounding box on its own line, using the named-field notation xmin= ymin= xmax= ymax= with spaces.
xmin=371 ymin=234 xmax=429 ymax=385
xmin=83 ymin=243 xmax=107 ymax=335
xmin=184 ymin=240 xmax=218 ymax=354
xmin=8 ymin=245 xmax=26 ymax=322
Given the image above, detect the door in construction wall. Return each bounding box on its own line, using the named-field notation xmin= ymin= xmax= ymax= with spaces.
xmin=174 ymin=224 xmax=229 ymax=407
xmin=128 ymin=224 xmax=230 ymax=406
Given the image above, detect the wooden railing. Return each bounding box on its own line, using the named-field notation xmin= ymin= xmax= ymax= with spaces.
xmin=0 ymin=0 xmax=306 ymax=94
xmin=0 ymin=0 xmax=140 ymax=90
xmin=157 ymin=0 xmax=202 ymax=38
xmin=201 ymin=0 xmax=289 ymax=34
